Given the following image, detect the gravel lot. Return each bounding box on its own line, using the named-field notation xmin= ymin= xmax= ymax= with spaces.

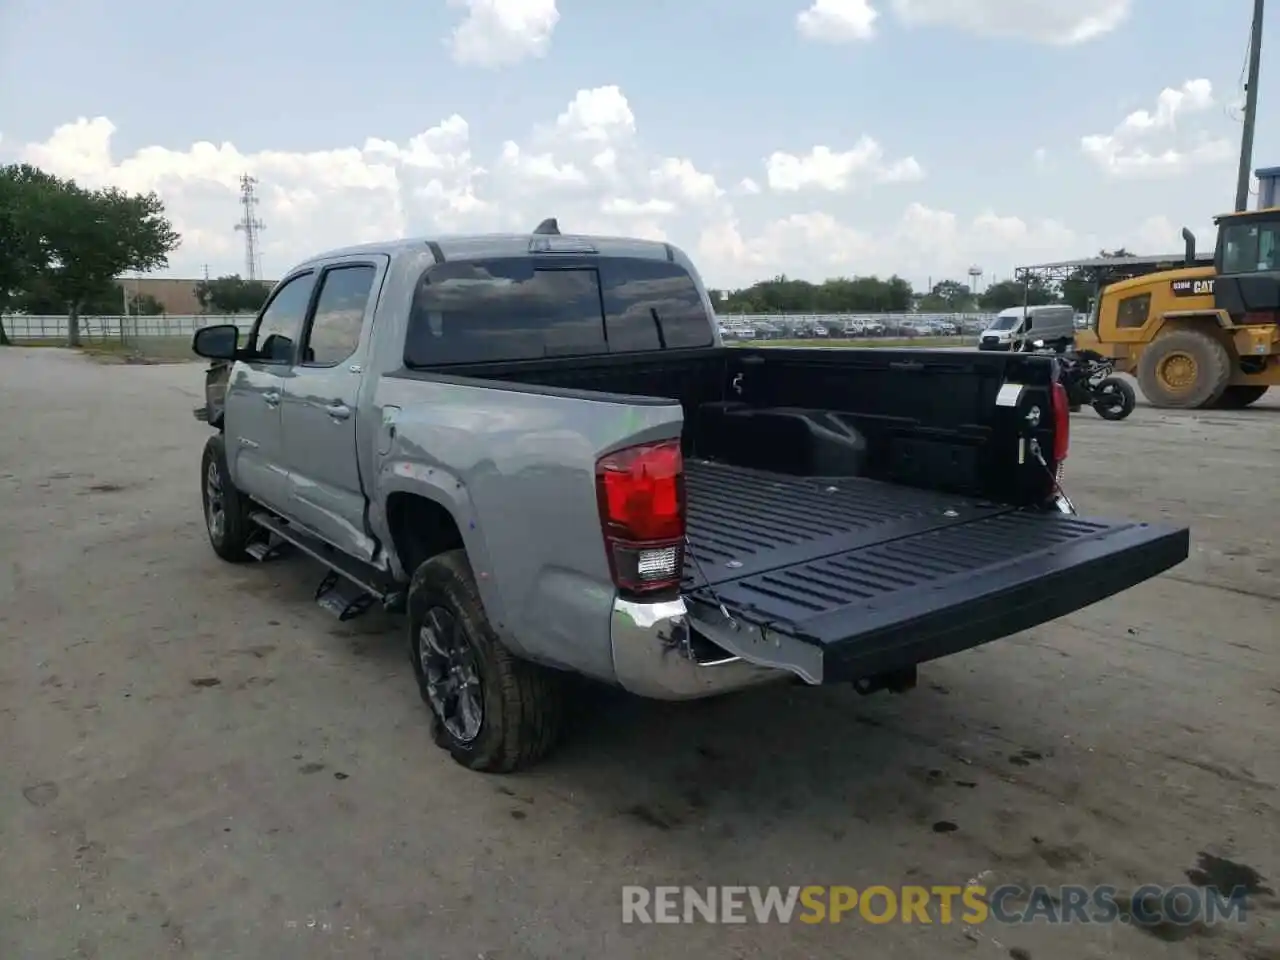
xmin=1 ymin=347 xmax=1277 ymax=960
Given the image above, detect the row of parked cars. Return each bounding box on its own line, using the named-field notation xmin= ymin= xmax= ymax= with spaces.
xmin=717 ymin=315 xmax=989 ymax=341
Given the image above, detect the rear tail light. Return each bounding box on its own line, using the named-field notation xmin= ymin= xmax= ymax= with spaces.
xmin=595 ymin=439 xmax=685 ymax=596
xmin=1050 ymin=380 xmax=1070 ymax=469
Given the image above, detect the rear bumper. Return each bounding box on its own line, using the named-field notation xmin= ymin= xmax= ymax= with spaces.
xmin=609 ymin=597 xmax=790 ymax=700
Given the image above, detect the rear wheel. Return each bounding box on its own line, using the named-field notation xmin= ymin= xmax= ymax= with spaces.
xmin=408 ymin=549 xmax=565 ymax=773
xmin=1211 ymin=385 xmax=1268 ymax=409
xmin=1136 ymin=329 xmax=1231 ymax=409
xmin=1093 ymin=376 xmax=1136 ymax=420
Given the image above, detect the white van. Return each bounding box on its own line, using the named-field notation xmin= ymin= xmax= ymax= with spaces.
xmin=978 ymin=304 xmax=1075 ymax=352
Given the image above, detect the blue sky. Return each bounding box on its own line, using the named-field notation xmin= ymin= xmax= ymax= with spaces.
xmin=1 ymin=0 xmax=1276 ymax=288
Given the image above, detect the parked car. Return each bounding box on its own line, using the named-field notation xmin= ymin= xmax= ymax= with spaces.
xmin=191 ymin=227 xmax=1189 ymax=773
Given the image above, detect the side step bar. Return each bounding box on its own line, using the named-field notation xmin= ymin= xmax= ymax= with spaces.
xmin=248 ymin=511 xmax=406 ymax=618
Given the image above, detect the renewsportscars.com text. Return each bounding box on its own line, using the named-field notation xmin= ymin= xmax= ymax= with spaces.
xmin=621 ymin=884 xmax=1250 ymax=926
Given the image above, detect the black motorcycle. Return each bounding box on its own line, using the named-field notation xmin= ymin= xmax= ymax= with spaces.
xmin=1058 ymin=348 xmax=1136 ymax=421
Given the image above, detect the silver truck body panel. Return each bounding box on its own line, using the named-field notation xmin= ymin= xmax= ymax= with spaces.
xmin=373 ymin=373 xmax=684 ymax=676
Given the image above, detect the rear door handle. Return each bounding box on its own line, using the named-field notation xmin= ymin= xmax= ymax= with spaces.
xmin=326 ymin=402 xmax=351 ymax=420
xmin=263 ymin=390 xmax=280 ymax=407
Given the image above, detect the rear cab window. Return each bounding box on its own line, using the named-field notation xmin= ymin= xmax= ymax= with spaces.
xmin=404 ymin=254 xmax=714 ymax=367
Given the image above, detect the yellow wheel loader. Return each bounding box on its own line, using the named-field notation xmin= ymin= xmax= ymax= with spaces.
xmin=1019 ymin=203 xmax=1280 ymax=410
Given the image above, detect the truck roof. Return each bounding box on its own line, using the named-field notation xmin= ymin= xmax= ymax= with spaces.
xmin=294 ymin=232 xmax=681 ymax=269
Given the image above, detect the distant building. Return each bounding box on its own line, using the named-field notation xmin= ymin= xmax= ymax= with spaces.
xmin=113 ymin=277 xmax=279 ymax=315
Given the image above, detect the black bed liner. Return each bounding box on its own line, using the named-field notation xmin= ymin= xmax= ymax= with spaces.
xmin=682 ymin=460 xmax=1189 ymax=681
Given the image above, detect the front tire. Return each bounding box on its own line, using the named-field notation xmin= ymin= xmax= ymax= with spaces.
xmin=1093 ymin=376 xmax=1136 ymax=420
xmin=1136 ymin=329 xmax=1231 ymax=408
xmin=200 ymin=434 xmax=253 ymax=562
xmin=408 ymin=549 xmax=565 ymax=773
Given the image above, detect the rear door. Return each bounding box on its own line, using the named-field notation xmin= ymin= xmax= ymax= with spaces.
xmin=279 ymin=257 xmax=385 ymax=559
xmin=223 ymin=271 xmax=315 ymax=508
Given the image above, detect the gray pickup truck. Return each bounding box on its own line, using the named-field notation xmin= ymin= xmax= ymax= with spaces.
xmin=191 ymin=223 xmax=1189 ymax=773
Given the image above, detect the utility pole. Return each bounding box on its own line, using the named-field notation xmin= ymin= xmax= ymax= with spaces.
xmin=1234 ymin=0 xmax=1265 ymax=211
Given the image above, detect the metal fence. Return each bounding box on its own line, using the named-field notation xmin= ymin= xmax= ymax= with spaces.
xmin=2 ymin=310 xmax=995 ymax=349
xmin=2 ymin=314 xmax=256 ymax=343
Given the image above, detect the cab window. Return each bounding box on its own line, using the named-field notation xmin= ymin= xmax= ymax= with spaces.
xmin=249 ymin=273 xmax=315 ymax=363
xmin=300 ymin=264 xmax=375 ymax=366
xmin=1220 ymin=219 xmax=1280 ymax=274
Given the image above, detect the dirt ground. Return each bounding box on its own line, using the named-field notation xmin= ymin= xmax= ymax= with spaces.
xmin=1 ymin=347 xmax=1276 ymax=960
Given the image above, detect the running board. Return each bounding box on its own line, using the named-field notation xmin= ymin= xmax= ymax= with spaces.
xmin=248 ymin=511 xmax=406 ymax=616
xmin=246 ymin=534 xmax=289 ymax=562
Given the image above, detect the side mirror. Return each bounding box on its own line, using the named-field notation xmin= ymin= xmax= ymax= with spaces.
xmin=192 ymin=324 xmax=240 ymax=360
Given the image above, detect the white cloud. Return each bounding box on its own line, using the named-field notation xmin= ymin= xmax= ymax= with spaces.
xmin=554 ymin=86 xmax=636 ymax=143
xmin=1081 ymin=79 xmax=1233 ymax=178
xmin=447 ymin=0 xmax=559 ymax=67
xmin=766 ymin=140 xmax=924 ymax=192
xmin=796 ymin=0 xmax=878 ymax=42
xmin=16 ymin=85 xmax=1190 ymax=289
xmin=1115 ymin=78 xmax=1214 ymax=134
xmin=696 ymin=204 xmax=1078 ymax=283
xmin=888 ymin=0 xmax=1130 ymax=44
xmin=798 ymin=0 xmax=1129 ymax=45
xmin=649 ymin=157 xmax=724 ymax=204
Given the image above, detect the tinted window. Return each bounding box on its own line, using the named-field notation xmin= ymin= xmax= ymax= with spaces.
xmin=1221 ymin=220 xmax=1280 ymax=273
xmin=302 ymin=265 xmax=374 ymax=365
xmin=251 ymin=273 xmax=314 ymax=363
xmin=1116 ymin=293 xmax=1151 ymax=329
xmin=599 ymin=258 xmax=714 ymax=351
xmin=405 ymin=259 xmax=607 ymax=366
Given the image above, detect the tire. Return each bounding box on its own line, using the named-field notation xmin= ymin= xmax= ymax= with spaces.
xmin=1211 ymin=385 xmax=1269 ymax=409
xmin=1136 ymin=329 xmax=1232 ymax=409
xmin=408 ymin=549 xmax=565 ymax=773
xmin=200 ymin=434 xmax=253 ymax=562
xmin=1092 ymin=376 xmax=1136 ymax=420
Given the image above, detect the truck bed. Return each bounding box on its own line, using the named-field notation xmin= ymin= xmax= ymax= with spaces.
xmin=682 ymin=460 xmax=1189 ymax=681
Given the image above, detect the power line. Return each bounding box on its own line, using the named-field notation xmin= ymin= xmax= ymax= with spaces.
xmin=233 ymin=174 xmax=266 ymax=281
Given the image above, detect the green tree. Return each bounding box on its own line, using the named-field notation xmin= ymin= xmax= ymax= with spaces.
xmin=129 ymin=292 xmax=165 ymax=316
xmin=0 ymin=164 xmax=65 ymax=345
xmin=715 ymin=274 xmax=917 ymax=314
xmin=978 ymin=278 xmax=1060 ymax=311
xmin=918 ymin=279 xmax=974 ymax=312
xmin=37 ymin=181 xmax=180 ymax=346
xmin=195 ymin=274 xmax=272 ymax=314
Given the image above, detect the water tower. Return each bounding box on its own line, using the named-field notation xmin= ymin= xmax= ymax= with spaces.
xmin=967 ymin=265 xmax=983 ymax=294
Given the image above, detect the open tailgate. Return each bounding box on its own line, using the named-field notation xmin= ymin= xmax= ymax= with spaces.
xmin=680 ymin=461 xmax=1189 ymax=683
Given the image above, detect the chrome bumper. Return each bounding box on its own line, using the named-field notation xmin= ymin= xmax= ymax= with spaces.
xmin=609 ymin=596 xmax=791 ymax=700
